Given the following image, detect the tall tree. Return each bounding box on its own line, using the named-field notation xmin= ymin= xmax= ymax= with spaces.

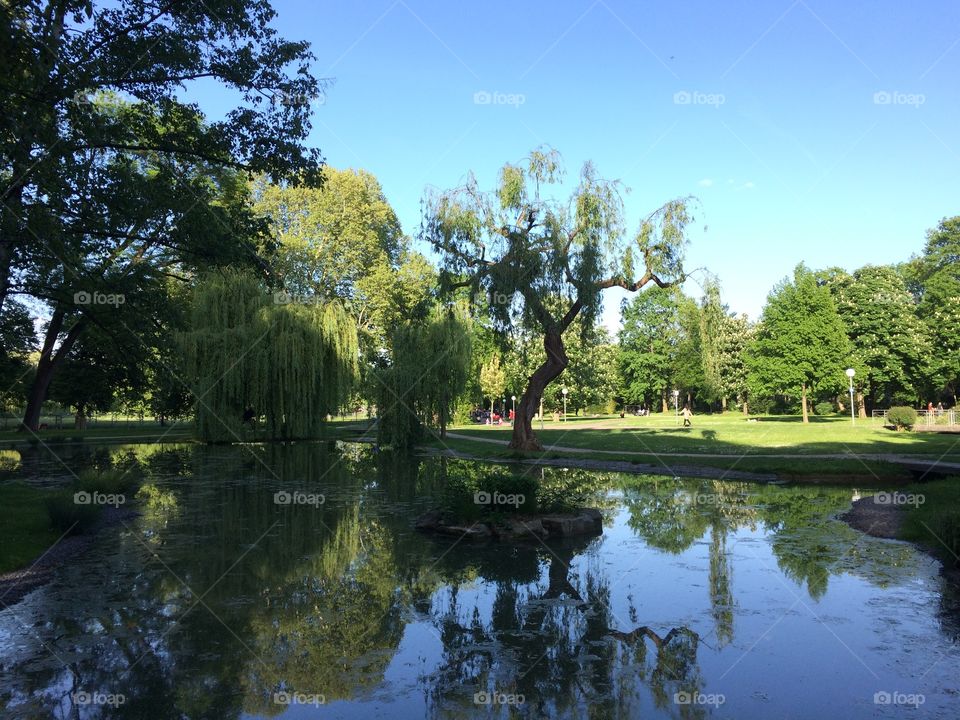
xmin=617 ymin=287 xmax=681 ymax=412
xmin=829 ymin=265 xmax=932 ymax=411
xmin=376 ymin=303 xmax=472 ymax=446
xmin=479 ymin=353 xmax=506 ymax=418
xmin=715 ymin=313 xmax=752 ymax=413
xmin=746 ymin=264 xmax=852 ymax=422
xmin=423 ymin=147 xmax=696 ymax=449
xmin=909 ymin=216 xmax=960 ymax=404
xmin=181 ymin=270 xmax=358 ymax=442
xmin=3 ymin=0 xmax=326 ymax=429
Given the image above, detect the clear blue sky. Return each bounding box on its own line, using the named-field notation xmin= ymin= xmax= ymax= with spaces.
xmin=198 ymin=1 xmax=960 ymax=329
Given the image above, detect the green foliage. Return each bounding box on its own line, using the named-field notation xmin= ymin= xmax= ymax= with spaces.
xmin=441 ymin=469 xmax=539 ymax=521
xmin=887 ymin=406 xmax=917 ymax=430
xmin=814 ymin=401 xmax=835 ymax=416
xmin=479 ymin=352 xmax=507 ymax=411
xmin=44 ymin=492 xmax=102 ymax=534
xmin=747 ymin=264 xmax=852 ymax=420
xmin=76 ymin=468 xmax=139 ymax=496
xmin=182 ymin=269 xmax=359 ymax=442
xmin=828 ymin=265 xmax=932 ymax=407
xmin=376 ymin=303 xmax=473 ymax=447
xmin=618 ymin=287 xmax=681 ymax=408
xmin=0 ymin=483 xmax=59 ymax=573
xmin=901 ymin=477 xmax=960 ymax=568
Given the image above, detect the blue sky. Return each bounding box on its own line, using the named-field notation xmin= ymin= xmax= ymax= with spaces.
xmin=203 ymin=0 xmax=959 ymax=329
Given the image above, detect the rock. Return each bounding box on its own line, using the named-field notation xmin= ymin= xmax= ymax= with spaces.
xmin=496 ymin=517 xmax=548 ymax=539
xmin=540 ymin=509 xmax=603 ymax=538
xmin=415 ymin=508 xmax=602 ymax=541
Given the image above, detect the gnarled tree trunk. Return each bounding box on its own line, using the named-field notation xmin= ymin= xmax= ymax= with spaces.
xmin=509 ymin=331 xmax=569 ymax=451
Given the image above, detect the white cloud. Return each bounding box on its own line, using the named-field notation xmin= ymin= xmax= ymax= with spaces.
xmin=743 ymin=181 xmax=755 ymax=189
xmin=698 ymin=178 xmax=714 ymax=187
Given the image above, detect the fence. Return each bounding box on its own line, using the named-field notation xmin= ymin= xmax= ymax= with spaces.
xmin=871 ymin=408 xmax=957 ymax=427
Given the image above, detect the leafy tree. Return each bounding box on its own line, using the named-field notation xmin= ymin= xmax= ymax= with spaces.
xmin=829 ymin=265 xmax=933 ymax=411
xmin=375 ymin=303 xmax=472 ymax=446
xmin=2 ymin=0 xmax=325 ymax=430
xmin=747 ymin=264 xmax=852 ymax=422
xmin=617 ymin=287 xmax=681 ymax=411
xmin=673 ymin=293 xmax=706 ymax=408
xmin=909 ymin=216 xmax=960 ymax=404
xmin=424 ymin=147 xmax=696 ymax=449
xmin=479 ymin=352 xmax=507 ymax=418
xmin=181 ymin=270 xmax=358 ymax=442
xmin=715 ymin=312 xmax=752 ymax=412
xmin=0 ymin=300 xmax=35 ymax=411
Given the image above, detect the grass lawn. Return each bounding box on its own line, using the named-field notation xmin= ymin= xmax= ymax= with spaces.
xmin=0 ymin=483 xmax=59 ymax=574
xmin=446 ymin=413 xmax=960 ymax=459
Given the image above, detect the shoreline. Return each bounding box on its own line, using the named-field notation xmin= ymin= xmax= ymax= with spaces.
xmin=0 ymin=506 xmax=140 ymax=606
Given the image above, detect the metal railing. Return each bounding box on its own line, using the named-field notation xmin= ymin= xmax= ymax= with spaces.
xmin=871 ymin=408 xmax=957 ymax=426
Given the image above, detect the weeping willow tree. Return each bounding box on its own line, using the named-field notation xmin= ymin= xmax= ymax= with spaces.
xmin=377 ymin=302 xmax=472 ymax=448
xmin=182 ymin=269 xmax=358 ymax=442
xmin=422 ymin=146 xmax=698 ymax=450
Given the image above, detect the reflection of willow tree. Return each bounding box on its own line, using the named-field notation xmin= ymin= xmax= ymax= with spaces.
xmin=622 ymin=478 xmax=759 ymax=648
xmin=24 ymin=442 xmax=385 ymax=720
xmin=420 ymin=536 xmax=705 ymax=718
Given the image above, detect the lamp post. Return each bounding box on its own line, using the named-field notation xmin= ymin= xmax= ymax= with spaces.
xmin=511 ymin=395 xmax=516 ymax=423
xmin=673 ymin=389 xmax=679 ymax=423
xmin=845 ymin=368 xmax=856 ymax=426
xmin=562 ymin=387 xmax=568 ymax=421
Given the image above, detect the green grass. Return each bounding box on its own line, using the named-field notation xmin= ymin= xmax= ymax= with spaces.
xmin=426 ymin=435 xmax=911 ymax=481
xmin=0 ymin=483 xmax=60 ymax=573
xmin=446 ymin=412 xmax=960 ymax=458
xmin=900 ymin=477 xmax=960 ymax=568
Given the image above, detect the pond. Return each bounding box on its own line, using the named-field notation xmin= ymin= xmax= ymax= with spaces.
xmin=1 ymin=442 xmax=958 ymax=719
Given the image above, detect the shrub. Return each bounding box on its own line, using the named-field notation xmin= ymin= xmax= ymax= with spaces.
xmin=442 ymin=468 xmax=538 ymax=520
xmin=814 ymin=401 xmax=835 ymax=416
xmin=76 ymin=467 xmax=139 ymax=496
xmin=887 ymin=406 xmax=917 ymax=430
xmin=45 ymin=491 xmax=102 ymax=534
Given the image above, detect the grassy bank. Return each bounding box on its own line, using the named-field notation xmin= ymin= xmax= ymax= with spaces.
xmin=446 ymin=413 xmax=960 ymax=458
xmin=0 ymin=483 xmax=60 ymax=573
xmin=900 ymin=478 xmax=960 ymax=570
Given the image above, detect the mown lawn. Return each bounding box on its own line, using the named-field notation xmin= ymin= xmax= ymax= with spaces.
xmin=446 ymin=413 xmax=960 ymax=458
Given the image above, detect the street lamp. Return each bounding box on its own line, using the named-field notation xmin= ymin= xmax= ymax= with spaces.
xmin=561 ymin=387 xmax=568 ymax=421
xmin=673 ymin=389 xmax=680 ymax=422
xmin=511 ymin=395 xmax=516 ymax=422
xmin=845 ymin=368 xmax=856 ymax=426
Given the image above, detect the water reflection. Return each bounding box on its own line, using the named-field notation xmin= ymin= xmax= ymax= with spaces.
xmin=0 ymin=443 xmax=956 ymax=719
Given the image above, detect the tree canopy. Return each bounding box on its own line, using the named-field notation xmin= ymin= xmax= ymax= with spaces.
xmin=423 ymin=146 xmax=696 ymax=449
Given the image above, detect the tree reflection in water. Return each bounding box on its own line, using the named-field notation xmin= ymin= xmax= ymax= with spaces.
xmin=0 ymin=443 xmax=949 ymax=720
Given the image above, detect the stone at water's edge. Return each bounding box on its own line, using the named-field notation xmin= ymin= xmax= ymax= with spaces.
xmin=414 ymin=507 xmax=602 ymax=540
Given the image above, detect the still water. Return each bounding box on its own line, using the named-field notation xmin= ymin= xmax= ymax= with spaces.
xmin=0 ymin=442 xmax=957 ymax=719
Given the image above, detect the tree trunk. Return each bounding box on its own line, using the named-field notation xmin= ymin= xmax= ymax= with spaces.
xmin=20 ymin=308 xmax=85 ymax=432
xmin=661 ymin=390 xmax=668 ymax=414
xmin=801 ymin=383 xmax=809 ymax=423
xmin=742 ymin=397 xmax=749 ymax=415
xmin=509 ymin=331 xmax=569 ymax=451
xmin=857 ymin=391 xmax=866 ymax=419
xmin=74 ymin=406 xmax=87 ymax=431
xmin=721 ymin=396 xmax=727 ymax=412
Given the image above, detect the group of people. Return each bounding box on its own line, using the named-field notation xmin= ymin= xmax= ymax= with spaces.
xmin=471 ymin=407 xmax=515 ymax=425
xmin=926 ymin=401 xmax=947 ymax=415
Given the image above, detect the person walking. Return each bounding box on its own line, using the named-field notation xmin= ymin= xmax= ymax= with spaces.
xmin=682 ymin=404 xmax=693 ymax=427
